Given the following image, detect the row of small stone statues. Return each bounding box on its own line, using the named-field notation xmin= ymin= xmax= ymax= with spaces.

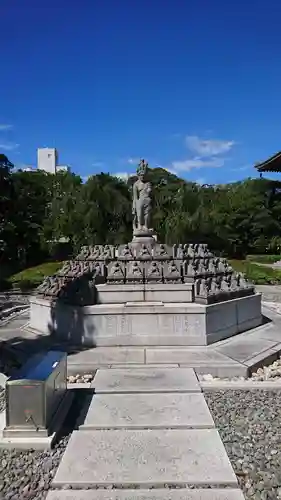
xmin=194 ymin=273 xmax=254 ymax=304
xmin=51 ymin=256 xmax=234 ymax=282
xmin=76 ymin=243 xmax=214 ymax=261
xmin=36 ymin=256 xmax=253 ymax=303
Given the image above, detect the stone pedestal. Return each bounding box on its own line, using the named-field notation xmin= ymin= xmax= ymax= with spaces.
xmin=29 ymin=292 xmax=262 ymax=347
xmin=132 ymin=228 xmax=156 ymax=246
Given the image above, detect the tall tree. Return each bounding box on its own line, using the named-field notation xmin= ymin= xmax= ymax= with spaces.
xmin=0 ymin=155 xmax=15 ymax=273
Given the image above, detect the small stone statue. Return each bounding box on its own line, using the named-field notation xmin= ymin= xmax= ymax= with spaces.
xmin=132 ymin=159 xmax=152 ymax=232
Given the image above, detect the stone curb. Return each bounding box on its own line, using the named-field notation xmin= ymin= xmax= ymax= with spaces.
xmin=67 ymin=383 xmax=92 ymax=389
xmin=0 ymin=305 xmax=29 ymax=327
xmin=200 ymin=380 xmax=281 ymax=391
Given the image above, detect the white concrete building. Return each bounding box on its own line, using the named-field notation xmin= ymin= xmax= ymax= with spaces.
xmin=37 ymin=148 xmax=57 ymax=173
xmin=37 ymin=148 xmax=69 ymax=174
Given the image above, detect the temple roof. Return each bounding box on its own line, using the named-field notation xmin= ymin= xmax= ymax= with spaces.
xmin=255 ymin=151 xmax=281 ymax=172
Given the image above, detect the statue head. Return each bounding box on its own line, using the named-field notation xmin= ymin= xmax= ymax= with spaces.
xmin=136 ymin=159 xmax=148 ymax=180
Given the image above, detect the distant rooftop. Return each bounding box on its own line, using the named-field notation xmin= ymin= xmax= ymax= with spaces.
xmin=255 ymin=151 xmax=281 ymax=173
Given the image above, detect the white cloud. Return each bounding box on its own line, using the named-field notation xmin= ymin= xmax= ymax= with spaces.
xmin=185 ymin=135 xmax=235 ymax=157
xmin=0 ymin=124 xmax=13 ymax=131
xmin=127 ymin=157 xmax=139 ymax=165
xmin=92 ymin=161 xmax=104 ymax=168
xmin=172 ymin=157 xmax=224 ymax=172
xmin=231 ymin=164 xmax=251 ymax=172
xmin=163 ymin=167 xmax=178 ymax=175
xmin=195 ymin=177 xmax=206 ymax=185
xmin=16 ymin=163 xmax=34 ymax=171
xmin=0 ymin=142 xmax=19 ymax=151
xmin=114 ymin=172 xmax=133 ymax=181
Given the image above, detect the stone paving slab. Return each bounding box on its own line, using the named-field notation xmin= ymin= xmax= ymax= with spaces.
xmin=69 ymin=348 xmax=145 ymax=366
xmin=0 ymin=326 xmax=39 ymax=341
xmin=80 ymin=393 xmax=214 ymax=429
xmin=92 ymin=368 xmax=201 ymax=393
xmin=251 ymin=324 xmax=281 ymax=343
xmin=145 ymin=348 xmax=235 ymax=365
xmin=243 ymin=348 xmax=278 ymax=368
xmin=46 ymin=489 xmax=245 ymax=500
xmin=52 ymin=429 xmax=238 ymax=488
xmin=182 ymin=364 xmax=247 ymax=378
xmin=109 ymin=364 xmax=180 ymax=369
xmin=215 ymin=336 xmax=277 ymax=363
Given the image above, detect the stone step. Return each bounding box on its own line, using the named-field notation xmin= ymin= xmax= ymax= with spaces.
xmin=79 ymin=393 xmax=215 ymax=430
xmin=92 ymin=368 xmax=201 ymax=394
xmin=52 ymin=429 xmax=238 ymax=489
xmin=46 ymin=489 xmax=245 ymax=500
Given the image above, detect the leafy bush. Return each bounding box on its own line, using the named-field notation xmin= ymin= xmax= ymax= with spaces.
xmin=230 ymin=260 xmax=281 ymax=284
xmin=17 ymin=279 xmax=34 ymax=292
xmin=8 ymin=261 xmax=64 ymax=289
xmin=246 ymin=254 xmax=281 ymax=264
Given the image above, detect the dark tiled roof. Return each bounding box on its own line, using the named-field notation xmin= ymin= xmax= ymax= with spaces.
xmin=255 ymin=151 xmax=281 ymax=172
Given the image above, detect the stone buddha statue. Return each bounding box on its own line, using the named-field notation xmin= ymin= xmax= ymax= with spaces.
xmin=132 ymin=159 xmax=152 ymax=234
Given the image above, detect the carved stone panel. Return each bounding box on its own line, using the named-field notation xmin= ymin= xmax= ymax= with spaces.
xmin=118 ymin=314 xmax=133 ymax=336
xmin=117 ymin=244 xmax=135 ymax=260
xmin=104 ymin=315 xmax=118 ymax=336
xmin=107 ymin=261 xmax=126 ymax=283
xmin=145 ymin=261 xmax=163 ymax=283
xmin=163 ymin=260 xmax=182 ymax=283
xmin=153 ymin=243 xmax=173 ymax=260
xmin=89 ymin=245 xmax=104 ymax=260
xmin=126 ymin=261 xmax=144 ymax=283
xmin=76 ymin=246 xmax=91 ymax=260
xmin=99 ymin=245 xmax=116 ymax=260
xmin=134 ymin=243 xmax=153 ymax=261
xmin=176 ymin=244 xmax=189 ymax=259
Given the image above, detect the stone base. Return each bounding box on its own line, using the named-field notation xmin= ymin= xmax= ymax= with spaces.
xmin=0 ymin=390 xmax=73 ymax=450
xmin=96 ymin=283 xmax=194 ymax=304
xmin=132 ymin=228 xmax=156 ymax=246
xmin=29 ymin=293 xmax=262 ymax=347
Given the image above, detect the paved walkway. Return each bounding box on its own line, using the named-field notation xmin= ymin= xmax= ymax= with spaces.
xmin=47 ymin=367 xmax=244 ymax=499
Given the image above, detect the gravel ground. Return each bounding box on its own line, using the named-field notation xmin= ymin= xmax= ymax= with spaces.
xmin=205 ymin=390 xmax=281 ymax=500
xmin=67 ymin=372 xmax=96 ymax=384
xmin=0 ymin=390 xmax=85 ymax=500
xmin=199 ymin=357 xmax=281 ymax=383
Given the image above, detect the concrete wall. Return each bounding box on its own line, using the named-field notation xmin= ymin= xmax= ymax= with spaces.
xmin=29 ymin=293 xmax=262 ymax=347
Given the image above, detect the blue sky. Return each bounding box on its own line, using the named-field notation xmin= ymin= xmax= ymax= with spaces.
xmin=2 ymin=0 xmax=281 ymax=184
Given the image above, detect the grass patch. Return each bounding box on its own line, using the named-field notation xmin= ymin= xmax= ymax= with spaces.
xmin=8 ymin=261 xmax=64 ymax=291
xmin=230 ymin=259 xmax=281 ymax=285
xmin=246 ymin=254 xmax=281 ymax=264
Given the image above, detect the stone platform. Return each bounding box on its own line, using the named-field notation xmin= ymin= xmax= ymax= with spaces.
xmin=61 ymin=304 xmax=281 ymax=378
xmin=29 ymin=291 xmax=262 ymax=347
xmin=29 ymin=240 xmax=261 ymax=350
xmin=2 ymin=302 xmax=275 ymax=378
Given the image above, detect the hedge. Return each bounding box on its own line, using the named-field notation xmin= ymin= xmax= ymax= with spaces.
xmin=246 ymin=254 xmax=281 ymax=264
xmin=230 ymin=260 xmax=281 ymax=285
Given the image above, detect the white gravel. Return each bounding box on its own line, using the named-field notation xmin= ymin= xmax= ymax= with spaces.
xmin=199 ymin=358 xmax=281 ymax=383
xmin=67 ymin=372 xmax=96 ymax=384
